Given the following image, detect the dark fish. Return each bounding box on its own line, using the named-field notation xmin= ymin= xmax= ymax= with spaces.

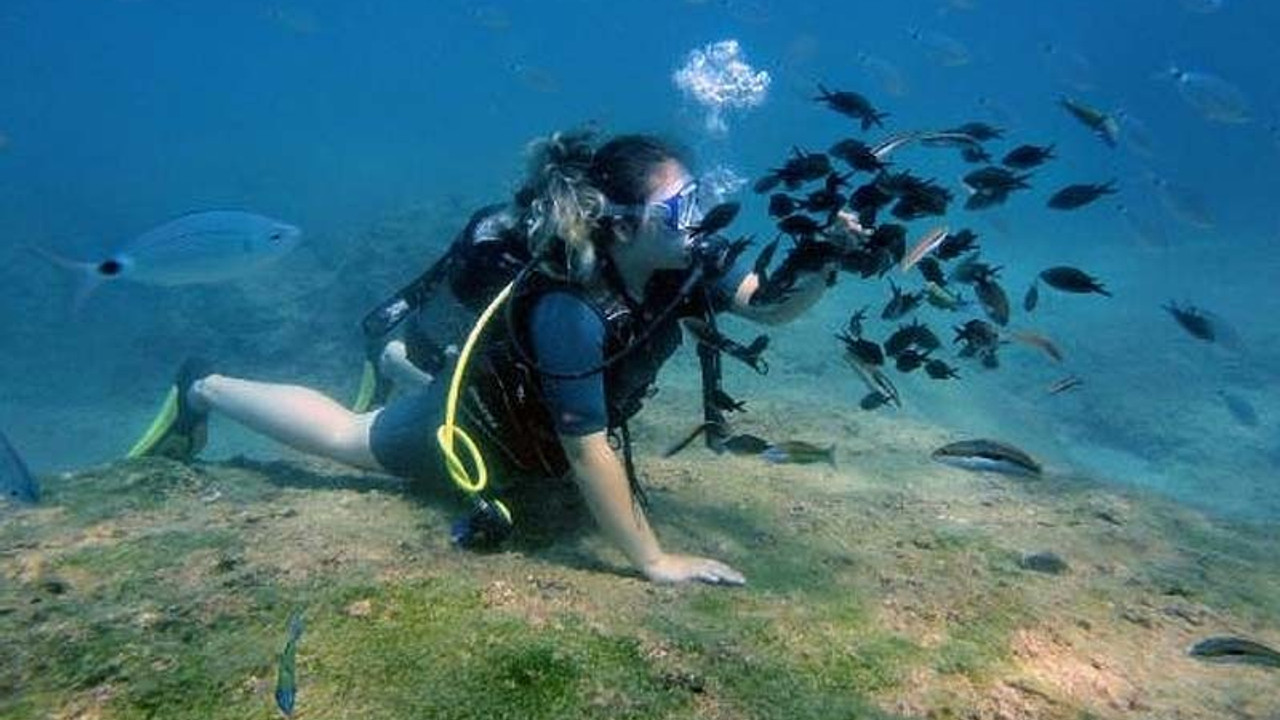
xmin=838 ymin=331 xmax=884 ymax=366
xmin=950 ymin=254 xmax=998 ymax=285
xmin=275 ymin=609 xmax=305 ymax=718
xmin=815 ymin=84 xmax=888 ymax=130
xmin=953 ymin=319 xmax=1002 ymax=369
xmin=883 ymin=325 xmax=915 ymax=358
xmin=1187 ymin=636 xmax=1280 ymax=668
xmin=0 ymin=431 xmax=39 ymax=505
xmin=1059 ymin=96 xmax=1119 ymax=147
xmin=906 ymin=320 xmax=941 ymax=351
xmin=663 ymin=422 xmax=715 ymax=458
xmin=848 ymin=182 xmax=894 ymax=223
xmin=845 ymin=305 xmax=869 ymax=337
xmin=924 ymin=358 xmax=959 ymax=379
xmin=1047 ymin=375 xmax=1083 ymax=395
xmin=1047 ymin=181 xmax=1117 ymax=210
xmin=963 ymin=189 xmax=1011 ymax=211
xmin=768 ymin=193 xmax=797 ymax=218
xmin=890 ymin=192 xmax=949 ymax=221
xmin=974 ymin=277 xmax=1010 ymax=326
xmin=1023 ymin=281 xmax=1039 ymax=312
xmin=884 ymin=320 xmax=939 ymax=357
xmin=781 ymin=149 xmax=833 ymax=183
xmin=1039 ymin=266 xmax=1111 ymax=296
xmin=721 ymin=433 xmax=770 ymax=456
xmin=1218 ymin=391 xmax=1259 ymax=427
xmin=869 ymin=223 xmax=908 ymax=268
xmin=931 ymin=439 xmax=1043 ymax=477
xmin=894 ymin=348 xmax=930 ymax=373
xmin=881 ymin=279 xmax=922 ymax=320
xmin=829 ymin=138 xmax=885 ymax=172
xmin=710 ymin=389 xmax=747 ymax=413
xmin=946 ymin=122 xmax=1004 ymax=141
xmin=953 ymin=318 xmax=1000 ymax=348
xmin=680 ymin=318 xmax=770 ymax=374
xmin=762 ymin=441 xmax=837 ymax=467
xmin=915 ymin=256 xmax=946 ymax=286
xmin=690 ymin=202 xmax=740 ymax=238
xmin=963 ymin=166 xmax=1031 ymax=194
xmin=934 ymin=228 xmax=978 ymax=260
xmin=1001 ymin=144 xmax=1055 ymax=169
xmin=1163 ymin=301 xmax=1215 ymax=342
xmin=859 ymin=391 xmax=892 ymax=410
xmin=803 ymin=183 xmax=846 ymax=214
xmin=960 ymin=145 xmax=992 ymax=164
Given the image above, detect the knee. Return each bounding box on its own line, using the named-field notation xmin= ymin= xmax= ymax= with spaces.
xmin=187 ymin=374 xmax=223 ymax=413
xmin=324 ymin=420 xmax=374 ymax=459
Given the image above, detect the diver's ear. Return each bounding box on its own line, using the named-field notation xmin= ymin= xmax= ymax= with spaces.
xmin=596 ymin=215 xmax=632 ymax=247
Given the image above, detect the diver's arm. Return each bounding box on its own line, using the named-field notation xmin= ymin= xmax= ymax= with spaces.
xmin=559 ymin=431 xmax=745 ymax=586
xmin=727 ymin=266 xmax=835 ymax=326
xmin=724 ymin=209 xmax=865 ymax=326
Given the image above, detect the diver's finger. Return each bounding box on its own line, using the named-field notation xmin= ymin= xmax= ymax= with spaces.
xmin=697 ymin=562 xmax=745 ymax=586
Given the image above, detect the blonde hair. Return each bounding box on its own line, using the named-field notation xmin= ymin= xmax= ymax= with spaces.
xmin=522 ymin=129 xmax=606 ymax=281
xmin=519 ymin=129 xmax=689 ymax=283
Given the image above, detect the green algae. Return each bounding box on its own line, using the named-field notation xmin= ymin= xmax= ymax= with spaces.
xmin=3 ymin=453 xmax=1279 ymax=719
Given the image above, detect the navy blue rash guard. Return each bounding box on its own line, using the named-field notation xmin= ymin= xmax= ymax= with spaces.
xmin=528 ymin=291 xmax=609 ymax=436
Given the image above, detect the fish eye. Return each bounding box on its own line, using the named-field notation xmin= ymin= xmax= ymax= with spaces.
xmin=269 ymin=231 xmax=283 ymax=242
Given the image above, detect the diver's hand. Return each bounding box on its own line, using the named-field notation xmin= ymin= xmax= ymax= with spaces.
xmin=644 ymin=553 xmax=746 ymax=586
xmin=822 ymin=210 xmax=872 ymax=251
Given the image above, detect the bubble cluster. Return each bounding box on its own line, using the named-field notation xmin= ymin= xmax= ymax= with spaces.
xmin=673 ymin=39 xmax=771 ymax=135
xmin=699 ymin=165 xmax=747 ymax=204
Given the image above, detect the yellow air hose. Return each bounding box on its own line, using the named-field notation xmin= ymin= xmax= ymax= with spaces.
xmin=436 ymin=281 xmax=515 ymax=518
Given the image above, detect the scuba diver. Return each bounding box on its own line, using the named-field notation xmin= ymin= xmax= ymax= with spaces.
xmin=128 ymin=130 xmax=853 ymax=586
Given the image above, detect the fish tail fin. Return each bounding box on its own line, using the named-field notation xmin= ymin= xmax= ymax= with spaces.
xmin=26 ymin=243 xmax=104 ymax=313
xmin=825 ymin=444 xmax=837 ymax=468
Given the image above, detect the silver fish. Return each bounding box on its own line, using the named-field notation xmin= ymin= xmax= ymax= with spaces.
xmin=931 ymin=439 xmax=1042 ymax=477
xmin=761 ymin=441 xmax=836 ymax=467
xmin=34 ymin=210 xmax=302 ymax=305
xmin=0 ymin=430 xmax=39 ymax=505
xmin=1188 ymin=636 xmax=1280 ymax=668
xmin=1165 ymin=65 xmax=1251 ymax=125
xmin=900 ymin=226 xmax=949 ymax=273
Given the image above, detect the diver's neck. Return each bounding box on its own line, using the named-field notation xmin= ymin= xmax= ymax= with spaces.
xmin=613 ymin=260 xmax=656 ymax=305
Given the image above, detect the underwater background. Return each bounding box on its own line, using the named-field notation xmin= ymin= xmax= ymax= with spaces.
xmin=2 ymin=1 xmax=1280 ymax=718
xmin=2 ymin=0 xmax=1277 ymax=517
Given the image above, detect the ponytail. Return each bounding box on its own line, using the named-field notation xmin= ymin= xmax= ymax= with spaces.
xmin=521 ymin=129 xmax=605 ymax=281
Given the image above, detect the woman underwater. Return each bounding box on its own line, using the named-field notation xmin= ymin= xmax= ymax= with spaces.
xmin=130 ymin=130 xmax=852 ymax=586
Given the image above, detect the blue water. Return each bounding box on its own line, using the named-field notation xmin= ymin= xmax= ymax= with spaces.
xmin=1 ymin=0 xmax=1278 ymax=518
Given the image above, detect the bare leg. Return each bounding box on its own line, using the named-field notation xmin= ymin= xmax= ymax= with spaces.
xmin=190 ymin=375 xmax=385 ymax=472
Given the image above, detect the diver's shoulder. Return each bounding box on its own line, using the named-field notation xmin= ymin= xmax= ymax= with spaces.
xmin=465 ymin=202 xmax=525 ymax=244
